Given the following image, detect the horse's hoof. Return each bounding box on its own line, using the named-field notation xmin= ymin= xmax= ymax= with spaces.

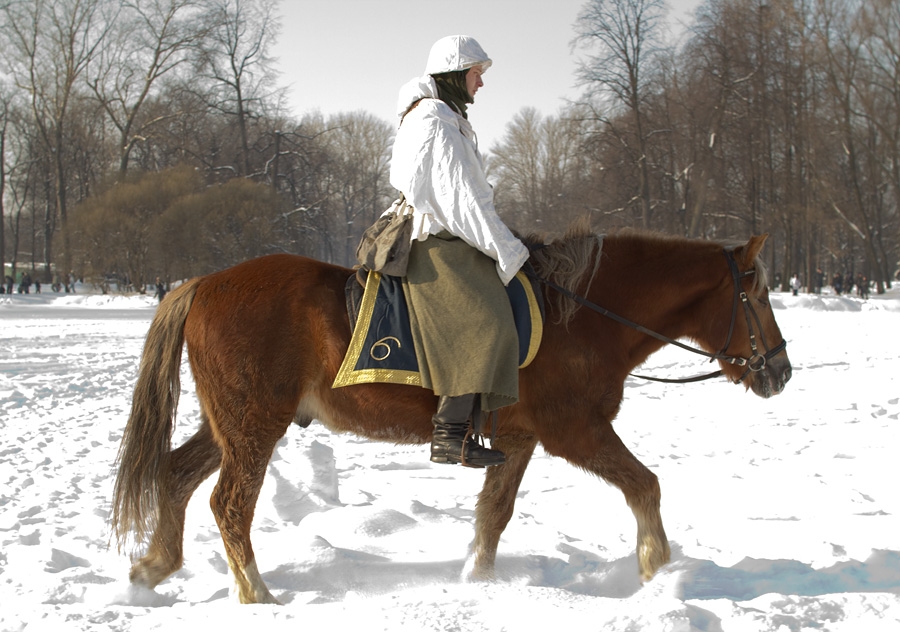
xmin=638 ymin=539 xmax=672 ymax=581
xmin=129 ymin=560 xmax=167 ymax=590
xmin=462 ymin=555 xmax=496 ymax=583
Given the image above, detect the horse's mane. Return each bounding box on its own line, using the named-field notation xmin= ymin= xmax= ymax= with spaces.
xmin=523 ymin=219 xmax=769 ymax=325
xmin=522 ymin=217 xmax=602 ymax=325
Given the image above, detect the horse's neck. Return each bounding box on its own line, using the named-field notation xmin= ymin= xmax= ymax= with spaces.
xmin=592 ymin=238 xmax=722 ymax=356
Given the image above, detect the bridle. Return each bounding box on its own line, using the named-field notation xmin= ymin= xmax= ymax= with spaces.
xmin=708 ymin=247 xmax=788 ymax=382
xmin=529 ymin=248 xmax=788 ymax=385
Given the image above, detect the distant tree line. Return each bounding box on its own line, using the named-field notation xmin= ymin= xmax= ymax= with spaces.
xmin=492 ymin=0 xmax=899 ymax=294
xmin=1 ymin=0 xmax=896 ymax=295
xmin=0 ymin=0 xmax=393 ymax=291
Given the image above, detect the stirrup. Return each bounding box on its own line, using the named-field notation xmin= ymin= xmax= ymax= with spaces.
xmin=459 ymin=429 xmax=482 ymax=469
xmin=460 ymin=429 xmax=505 ymax=468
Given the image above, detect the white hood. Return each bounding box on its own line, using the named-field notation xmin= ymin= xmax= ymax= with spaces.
xmin=424 ymin=35 xmax=492 ymax=75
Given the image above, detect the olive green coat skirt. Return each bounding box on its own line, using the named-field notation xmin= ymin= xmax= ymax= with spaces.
xmin=402 ymin=233 xmax=519 ymax=411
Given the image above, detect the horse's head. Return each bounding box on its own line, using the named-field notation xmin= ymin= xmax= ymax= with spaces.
xmin=714 ymin=234 xmax=792 ymax=398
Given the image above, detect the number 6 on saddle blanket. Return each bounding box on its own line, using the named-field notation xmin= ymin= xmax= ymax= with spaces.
xmin=333 ymin=268 xmax=544 ymax=389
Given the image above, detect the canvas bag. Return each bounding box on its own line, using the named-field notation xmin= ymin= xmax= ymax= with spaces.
xmin=355 ymin=195 xmax=413 ymax=277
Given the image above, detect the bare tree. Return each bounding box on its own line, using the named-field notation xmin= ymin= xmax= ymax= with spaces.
xmin=671 ymin=0 xmax=822 ymax=290
xmin=194 ymin=0 xmax=280 ymax=177
xmin=1 ymin=104 xmax=44 ymax=286
xmin=491 ymin=108 xmax=545 ymax=227
xmin=574 ymin=0 xmax=668 ymax=228
xmin=672 ymin=1 xmax=755 ymax=238
xmin=0 ymin=0 xmax=113 ymax=275
xmin=856 ymin=0 xmax=899 ymax=288
xmin=815 ymin=0 xmax=893 ymax=292
xmin=318 ymin=111 xmax=394 ymax=265
xmin=265 ymin=113 xmax=343 ymax=262
xmin=87 ymin=0 xmax=205 ymax=177
xmin=0 ymin=85 xmax=9 ymax=279
xmin=490 ymin=106 xmax=591 ymax=232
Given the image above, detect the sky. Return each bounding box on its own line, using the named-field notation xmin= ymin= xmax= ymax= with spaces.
xmin=271 ymin=0 xmax=702 ymax=150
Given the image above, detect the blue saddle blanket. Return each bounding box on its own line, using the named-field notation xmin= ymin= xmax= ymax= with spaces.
xmin=332 ymin=270 xmax=543 ymax=388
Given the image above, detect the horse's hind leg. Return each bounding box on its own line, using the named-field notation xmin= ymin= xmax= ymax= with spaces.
xmin=468 ymin=433 xmax=538 ymax=580
xmin=209 ymin=415 xmax=289 ymax=604
xmin=571 ymin=423 xmax=670 ymax=581
xmin=130 ymin=415 xmax=222 ymax=588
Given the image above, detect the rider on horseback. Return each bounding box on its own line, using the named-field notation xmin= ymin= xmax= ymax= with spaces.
xmin=390 ymin=36 xmax=529 ymax=467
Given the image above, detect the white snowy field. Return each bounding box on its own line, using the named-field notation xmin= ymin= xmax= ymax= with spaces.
xmin=1 ymin=283 xmax=899 ymax=631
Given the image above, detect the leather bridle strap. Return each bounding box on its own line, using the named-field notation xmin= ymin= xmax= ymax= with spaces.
xmin=722 ymin=248 xmax=787 ymax=383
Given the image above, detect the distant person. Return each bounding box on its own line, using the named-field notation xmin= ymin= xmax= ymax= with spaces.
xmin=154 ymin=277 xmax=167 ymax=303
xmin=857 ymin=274 xmax=869 ymax=300
xmin=19 ymin=272 xmax=31 ymax=294
xmin=790 ymin=273 xmax=801 ymax=296
xmin=4 ymin=275 xmax=12 ymax=294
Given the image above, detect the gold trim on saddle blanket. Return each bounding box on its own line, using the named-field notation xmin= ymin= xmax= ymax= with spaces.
xmin=334 ymin=271 xmax=422 ymax=387
xmin=518 ymin=270 xmax=543 ymax=368
xmin=332 ymin=269 xmax=543 ymax=389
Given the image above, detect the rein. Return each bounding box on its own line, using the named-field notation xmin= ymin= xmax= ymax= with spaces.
xmin=528 ymin=248 xmax=787 ymax=385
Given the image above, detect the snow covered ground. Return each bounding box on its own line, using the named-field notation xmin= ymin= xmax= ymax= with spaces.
xmin=1 ymin=283 xmax=899 ymax=631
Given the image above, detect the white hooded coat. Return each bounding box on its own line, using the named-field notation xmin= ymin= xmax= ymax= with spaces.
xmin=389 ymin=37 xmax=528 ymax=286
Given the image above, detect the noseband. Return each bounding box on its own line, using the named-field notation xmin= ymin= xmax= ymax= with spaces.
xmin=529 ymin=248 xmax=787 ymax=385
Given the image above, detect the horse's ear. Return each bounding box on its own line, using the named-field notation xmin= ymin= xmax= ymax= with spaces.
xmin=737 ymin=234 xmax=768 ymax=269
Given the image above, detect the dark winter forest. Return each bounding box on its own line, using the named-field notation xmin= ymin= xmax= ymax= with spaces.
xmin=1 ymin=0 xmax=897 ymax=295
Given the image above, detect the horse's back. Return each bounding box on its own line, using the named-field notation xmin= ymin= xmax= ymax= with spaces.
xmin=187 ymin=254 xmax=351 ymax=348
xmin=191 ymin=253 xmax=351 ymax=305
xmin=183 ymin=255 xmax=352 ymax=419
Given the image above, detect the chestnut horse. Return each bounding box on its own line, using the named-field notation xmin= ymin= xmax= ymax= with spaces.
xmin=112 ymin=226 xmax=791 ymax=604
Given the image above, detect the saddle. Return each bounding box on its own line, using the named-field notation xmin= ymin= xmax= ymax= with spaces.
xmin=333 ymin=268 xmax=544 ymax=389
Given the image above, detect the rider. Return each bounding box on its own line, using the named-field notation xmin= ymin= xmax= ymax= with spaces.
xmin=390 ymin=35 xmax=529 ymax=467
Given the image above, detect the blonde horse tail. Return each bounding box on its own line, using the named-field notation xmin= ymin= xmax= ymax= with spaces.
xmin=111 ymin=278 xmax=200 ymax=552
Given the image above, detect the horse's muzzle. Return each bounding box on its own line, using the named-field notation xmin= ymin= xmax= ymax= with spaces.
xmin=750 ymin=353 xmax=792 ymax=399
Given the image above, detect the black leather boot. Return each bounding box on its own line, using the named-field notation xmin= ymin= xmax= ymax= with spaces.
xmin=430 ymin=394 xmax=505 ymax=467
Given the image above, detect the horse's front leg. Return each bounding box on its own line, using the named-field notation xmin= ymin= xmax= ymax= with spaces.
xmin=581 ymin=423 xmax=670 ymax=581
xmin=468 ymin=433 xmax=538 ymax=580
